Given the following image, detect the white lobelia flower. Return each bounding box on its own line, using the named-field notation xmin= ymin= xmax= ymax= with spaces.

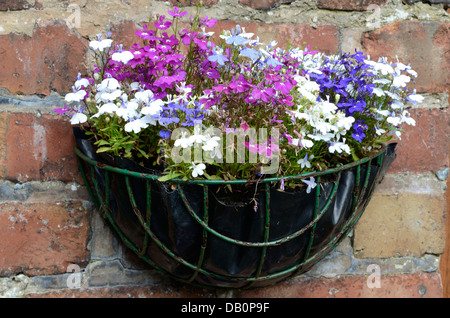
xmin=89 ymin=34 xmax=113 ymax=52
xmin=98 ymin=77 xmax=120 ymax=92
xmin=92 ymin=102 xmax=119 ymax=118
xmin=372 ymin=87 xmax=385 ymax=97
xmin=65 ymin=88 xmax=86 ymax=103
xmin=101 ymin=89 xmax=123 ymax=102
xmin=74 ymin=78 xmax=90 ymax=90
xmin=111 ymin=49 xmax=134 ymax=64
xmin=189 ymin=134 xmax=207 ymax=145
xmin=190 ymin=162 xmax=206 ymax=178
xmin=202 ymin=135 xmax=221 ymax=151
xmin=174 ymin=131 xmax=194 ymax=149
xmin=375 ymin=124 xmax=386 ymax=136
xmin=141 ymin=99 xmax=164 ymax=117
xmin=407 ymin=89 xmax=424 ymax=105
xmin=392 ymin=74 xmax=411 ymax=88
xmin=400 ymin=110 xmax=416 ymax=126
xmin=124 ymin=117 xmax=150 ymax=134
xmin=70 ymin=112 xmax=88 ymax=125
xmin=329 ymin=140 xmax=351 ymax=155
xmin=134 ymin=90 xmax=154 ymax=104
xmin=116 ymin=100 xmax=139 ymax=120
xmin=387 ymin=113 xmax=402 ymax=126
xmin=300 ymin=138 xmax=314 ymax=149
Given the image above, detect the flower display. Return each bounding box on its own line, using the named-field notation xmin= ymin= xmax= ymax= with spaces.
xmin=60 ymin=6 xmax=420 ymax=192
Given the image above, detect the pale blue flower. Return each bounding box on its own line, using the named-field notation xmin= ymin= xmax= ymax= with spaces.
xmin=302 ymin=177 xmax=317 ymax=194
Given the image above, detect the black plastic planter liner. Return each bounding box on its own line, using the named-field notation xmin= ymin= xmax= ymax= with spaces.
xmin=73 ymin=128 xmax=397 ymax=289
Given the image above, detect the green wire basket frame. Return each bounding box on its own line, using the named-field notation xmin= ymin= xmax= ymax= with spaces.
xmin=75 ymin=144 xmax=387 ymax=289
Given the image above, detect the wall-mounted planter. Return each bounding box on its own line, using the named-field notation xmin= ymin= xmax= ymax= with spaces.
xmin=74 ymin=128 xmax=397 ymax=289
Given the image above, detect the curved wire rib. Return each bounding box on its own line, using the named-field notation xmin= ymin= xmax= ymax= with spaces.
xmin=178 ymin=172 xmax=341 ymax=248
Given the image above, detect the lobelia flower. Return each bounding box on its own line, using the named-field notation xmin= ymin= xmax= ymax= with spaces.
xmin=208 ymin=49 xmax=229 ymax=66
xmin=89 ymin=34 xmax=113 ymax=52
xmin=280 ymin=177 xmax=285 ymax=191
xmin=92 ymin=102 xmax=119 ymax=118
xmin=74 ymin=73 xmax=90 ymax=90
xmin=174 ymin=131 xmax=194 ymax=149
xmin=70 ymin=106 xmax=88 ymax=125
xmin=141 ymin=99 xmax=164 ymax=117
xmin=202 ymin=135 xmax=221 ymax=152
xmin=65 ymin=87 xmax=86 ymax=103
xmin=159 ymin=130 xmax=171 ymax=139
xmin=225 ymin=28 xmax=247 ymax=46
xmin=154 ymin=15 xmax=172 ymax=30
xmin=168 ymin=6 xmax=187 ymax=18
xmin=54 ymin=105 xmax=72 ymax=115
xmin=297 ymin=154 xmax=314 ymax=169
xmin=111 ymin=49 xmax=135 ymax=64
xmin=302 ymin=177 xmax=317 ymax=194
xmin=329 ymin=140 xmax=351 ymax=155
xmin=190 ymin=162 xmax=206 ymax=178
xmin=124 ymin=116 xmax=152 ymax=134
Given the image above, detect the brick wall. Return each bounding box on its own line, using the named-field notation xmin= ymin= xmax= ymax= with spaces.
xmin=0 ymin=0 xmax=448 ymax=298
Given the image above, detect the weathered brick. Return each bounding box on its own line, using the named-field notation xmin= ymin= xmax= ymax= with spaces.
xmin=110 ymin=20 xmax=142 ymax=50
xmin=340 ymin=28 xmax=363 ymax=54
xmin=353 ymin=193 xmax=446 ymax=258
xmin=0 ymin=0 xmax=33 ymax=11
xmin=389 ymin=108 xmax=449 ymax=174
xmin=5 ymin=112 xmax=80 ymax=182
xmin=211 ymin=21 xmax=339 ymax=54
xmin=0 ymin=112 xmax=8 ymax=178
xmin=235 ymin=272 xmax=443 ymax=298
xmin=317 ymin=0 xmax=387 ymax=11
xmin=361 ymin=21 xmax=449 ymax=93
xmin=0 ymin=22 xmax=87 ymax=96
xmin=0 ymin=201 xmax=90 ymax=276
xmin=239 ymin=0 xmax=295 ymax=10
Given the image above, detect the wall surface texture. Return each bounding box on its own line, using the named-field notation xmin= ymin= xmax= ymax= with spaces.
xmin=0 ymin=0 xmax=449 ymax=298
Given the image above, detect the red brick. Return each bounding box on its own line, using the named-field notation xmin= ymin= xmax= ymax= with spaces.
xmin=110 ymin=20 xmax=142 ymax=50
xmin=361 ymin=21 xmax=450 ymax=93
xmin=235 ymin=272 xmax=443 ymax=298
xmin=0 ymin=202 xmax=90 ymax=276
xmin=5 ymin=113 xmax=81 ymax=182
xmin=389 ymin=108 xmax=449 ymax=174
xmin=211 ymin=21 xmax=339 ymax=54
xmin=317 ymin=0 xmax=387 ymax=11
xmin=239 ymin=0 xmax=294 ymax=10
xmin=0 ymin=22 xmax=87 ymax=96
xmin=0 ymin=112 xmax=8 ymax=178
xmin=0 ymin=0 xmax=32 ymax=11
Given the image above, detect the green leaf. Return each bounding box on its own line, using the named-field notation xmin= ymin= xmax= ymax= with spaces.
xmin=158 ymin=173 xmax=182 ymax=182
xmin=351 ymin=151 xmax=360 ymax=162
xmin=204 ymin=173 xmax=222 ymax=180
xmin=96 ymin=146 xmax=112 ymax=153
xmin=95 ymin=139 xmax=110 ymax=146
